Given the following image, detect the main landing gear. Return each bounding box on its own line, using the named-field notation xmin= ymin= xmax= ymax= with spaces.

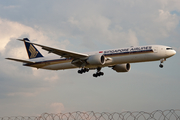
xmin=78 ymin=68 xmax=89 ymax=74
xmin=93 ymin=72 xmax=104 ymax=77
xmin=77 ymin=67 xmax=104 ymax=77
xmin=93 ymin=67 xmax=104 ymax=78
xmin=159 ymin=58 xmax=166 ymax=68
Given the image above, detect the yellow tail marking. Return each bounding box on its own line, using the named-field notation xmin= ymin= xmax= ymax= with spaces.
xmin=29 ymin=44 xmax=38 ymax=58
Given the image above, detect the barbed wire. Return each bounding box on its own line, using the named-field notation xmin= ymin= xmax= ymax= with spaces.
xmin=1 ymin=110 xmax=180 ymax=120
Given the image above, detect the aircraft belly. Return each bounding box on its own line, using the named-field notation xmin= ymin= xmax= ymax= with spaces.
xmin=42 ymin=62 xmax=76 ymax=70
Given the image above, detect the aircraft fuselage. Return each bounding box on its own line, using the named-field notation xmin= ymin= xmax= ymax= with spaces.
xmin=23 ymin=45 xmax=176 ymax=70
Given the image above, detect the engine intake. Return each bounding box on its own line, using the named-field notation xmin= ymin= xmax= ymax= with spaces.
xmin=86 ymin=54 xmax=105 ymax=65
xmin=112 ymin=63 xmax=131 ymax=72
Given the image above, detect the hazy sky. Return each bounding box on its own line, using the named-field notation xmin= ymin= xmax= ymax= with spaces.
xmin=0 ymin=0 xmax=180 ymax=116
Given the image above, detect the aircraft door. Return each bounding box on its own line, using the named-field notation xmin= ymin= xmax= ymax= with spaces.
xmin=153 ymin=47 xmax=158 ymax=53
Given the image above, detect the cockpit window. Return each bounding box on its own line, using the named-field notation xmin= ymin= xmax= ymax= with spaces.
xmin=166 ymin=48 xmax=173 ymax=50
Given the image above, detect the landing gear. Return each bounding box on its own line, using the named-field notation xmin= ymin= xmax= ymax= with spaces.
xmin=159 ymin=58 xmax=166 ymax=68
xmin=93 ymin=72 xmax=104 ymax=77
xmin=159 ymin=64 xmax=163 ymax=68
xmin=78 ymin=68 xmax=89 ymax=74
xmin=78 ymin=67 xmax=104 ymax=77
xmin=93 ymin=67 xmax=104 ymax=77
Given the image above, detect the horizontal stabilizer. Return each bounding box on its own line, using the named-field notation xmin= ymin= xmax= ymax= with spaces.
xmin=6 ymin=58 xmax=34 ymax=64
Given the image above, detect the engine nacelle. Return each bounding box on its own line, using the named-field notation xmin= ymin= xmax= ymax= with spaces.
xmin=86 ymin=54 xmax=105 ymax=65
xmin=112 ymin=63 xmax=131 ymax=72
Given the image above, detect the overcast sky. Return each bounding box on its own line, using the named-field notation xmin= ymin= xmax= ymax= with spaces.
xmin=0 ymin=0 xmax=180 ymax=117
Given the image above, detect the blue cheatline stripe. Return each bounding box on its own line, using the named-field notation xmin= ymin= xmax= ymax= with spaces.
xmin=104 ymin=49 xmax=153 ymax=57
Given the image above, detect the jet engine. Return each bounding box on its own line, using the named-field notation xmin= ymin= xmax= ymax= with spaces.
xmin=112 ymin=63 xmax=131 ymax=72
xmin=86 ymin=54 xmax=105 ymax=65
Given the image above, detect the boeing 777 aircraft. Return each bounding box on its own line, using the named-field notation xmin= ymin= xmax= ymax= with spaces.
xmin=6 ymin=38 xmax=176 ymax=77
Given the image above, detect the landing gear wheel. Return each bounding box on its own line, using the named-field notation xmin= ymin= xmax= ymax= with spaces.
xmin=78 ymin=70 xmax=82 ymax=74
xmin=100 ymin=72 xmax=104 ymax=76
xmin=159 ymin=58 xmax=166 ymax=68
xmin=78 ymin=68 xmax=89 ymax=74
xmin=93 ymin=73 xmax=97 ymax=77
xmin=86 ymin=69 xmax=89 ymax=72
xmin=159 ymin=64 xmax=163 ymax=68
xmin=92 ymin=67 xmax=104 ymax=77
xmin=93 ymin=72 xmax=104 ymax=77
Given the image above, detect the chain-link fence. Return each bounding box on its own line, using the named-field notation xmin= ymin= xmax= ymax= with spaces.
xmin=1 ymin=110 xmax=180 ymax=120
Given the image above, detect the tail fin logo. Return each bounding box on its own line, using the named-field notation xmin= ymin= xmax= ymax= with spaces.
xmin=29 ymin=44 xmax=38 ymax=58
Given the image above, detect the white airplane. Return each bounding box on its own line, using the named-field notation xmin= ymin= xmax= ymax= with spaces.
xmin=6 ymin=38 xmax=176 ymax=77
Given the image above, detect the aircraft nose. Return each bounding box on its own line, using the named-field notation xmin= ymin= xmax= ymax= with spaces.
xmin=172 ymin=50 xmax=176 ymax=55
xmin=166 ymin=49 xmax=176 ymax=57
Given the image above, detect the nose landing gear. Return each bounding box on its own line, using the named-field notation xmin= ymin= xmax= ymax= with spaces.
xmin=159 ymin=64 xmax=163 ymax=68
xmin=159 ymin=58 xmax=166 ymax=68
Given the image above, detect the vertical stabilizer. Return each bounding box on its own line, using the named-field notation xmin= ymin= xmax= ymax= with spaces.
xmin=23 ymin=38 xmax=43 ymax=59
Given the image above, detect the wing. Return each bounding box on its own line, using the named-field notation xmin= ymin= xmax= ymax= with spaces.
xmin=6 ymin=58 xmax=34 ymax=64
xmin=26 ymin=41 xmax=89 ymax=59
